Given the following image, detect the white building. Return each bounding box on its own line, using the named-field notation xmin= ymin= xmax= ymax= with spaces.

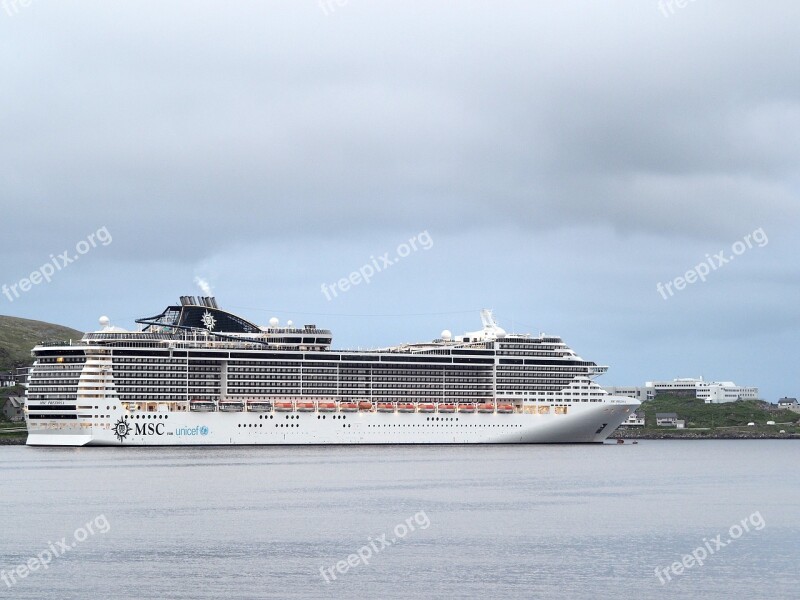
xmin=0 ymin=372 xmax=16 ymax=387
xmin=645 ymin=377 xmax=758 ymax=404
xmin=778 ymin=398 xmax=799 ymax=414
xmin=620 ymin=411 xmax=645 ymax=426
xmin=656 ymin=412 xmax=679 ymax=426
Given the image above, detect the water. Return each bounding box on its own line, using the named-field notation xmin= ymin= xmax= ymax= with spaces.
xmin=1 ymin=441 xmax=797 ymax=599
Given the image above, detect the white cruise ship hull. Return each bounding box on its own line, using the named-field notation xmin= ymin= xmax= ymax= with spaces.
xmin=25 ymin=397 xmax=637 ymax=446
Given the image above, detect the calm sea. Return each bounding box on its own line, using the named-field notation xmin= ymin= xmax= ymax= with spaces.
xmin=0 ymin=441 xmax=797 ymax=599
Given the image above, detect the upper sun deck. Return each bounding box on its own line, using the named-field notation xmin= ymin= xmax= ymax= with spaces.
xmin=30 ymin=300 xmax=602 ymax=373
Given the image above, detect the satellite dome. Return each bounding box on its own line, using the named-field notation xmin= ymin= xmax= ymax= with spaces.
xmin=441 ymin=329 xmax=452 ymax=341
xmin=269 ymin=317 xmax=279 ymax=327
xmin=99 ymin=316 xmax=110 ymax=327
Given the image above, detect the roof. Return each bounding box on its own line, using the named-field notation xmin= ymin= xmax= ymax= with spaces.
xmin=5 ymin=396 xmax=25 ymax=408
xmin=656 ymin=412 xmax=678 ymax=419
xmin=778 ymin=397 xmax=798 ymax=404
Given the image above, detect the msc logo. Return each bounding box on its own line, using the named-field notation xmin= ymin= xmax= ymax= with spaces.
xmin=134 ymin=422 xmax=165 ymax=436
xmin=113 ymin=417 xmax=131 ymax=442
xmin=113 ymin=418 xmax=165 ymax=441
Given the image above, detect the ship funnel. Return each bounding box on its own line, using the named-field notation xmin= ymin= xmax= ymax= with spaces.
xmin=479 ymin=309 xmax=507 ymax=339
xmin=480 ymin=309 xmax=497 ymax=329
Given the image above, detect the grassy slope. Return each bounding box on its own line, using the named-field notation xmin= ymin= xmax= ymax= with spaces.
xmin=638 ymin=395 xmax=799 ymax=429
xmin=0 ymin=315 xmax=83 ymax=371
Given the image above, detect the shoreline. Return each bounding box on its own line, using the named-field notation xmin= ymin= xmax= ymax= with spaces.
xmin=611 ymin=429 xmax=800 ymax=440
xmin=0 ymin=436 xmax=25 ymax=445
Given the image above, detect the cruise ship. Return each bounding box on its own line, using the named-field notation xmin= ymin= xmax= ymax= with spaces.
xmin=24 ymin=297 xmax=639 ymax=446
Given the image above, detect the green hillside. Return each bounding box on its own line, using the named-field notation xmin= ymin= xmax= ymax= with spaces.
xmin=638 ymin=395 xmax=798 ymax=429
xmin=0 ymin=315 xmax=84 ymax=371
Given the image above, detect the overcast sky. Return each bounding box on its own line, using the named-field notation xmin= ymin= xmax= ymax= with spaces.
xmin=1 ymin=1 xmax=798 ymax=401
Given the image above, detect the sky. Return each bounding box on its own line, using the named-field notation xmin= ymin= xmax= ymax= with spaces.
xmin=1 ymin=1 xmax=798 ymax=401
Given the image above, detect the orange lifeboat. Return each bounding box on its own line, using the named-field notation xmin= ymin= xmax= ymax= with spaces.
xmin=397 ymin=403 xmax=416 ymax=413
xmin=418 ymin=403 xmax=435 ymax=413
xmin=458 ymin=403 xmax=476 ymax=413
xmin=438 ymin=404 xmax=456 ymax=413
xmin=339 ymin=402 xmax=359 ymax=412
xmin=274 ymin=401 xmax=294 ymax=412
xmin=296 ymin=401 xmax=316 ymax=412
xmin=477 ymin=403 xmax=495 ymax=413
xmin=377 ymin=402 xmax=396 ymax=413
xmin=358 ymin=401 xmax=374 ymax=411
xmin=318 ymin=402 xmax=337 ymax=412
xmin=497 ymin=404 xmax=514 ymax=414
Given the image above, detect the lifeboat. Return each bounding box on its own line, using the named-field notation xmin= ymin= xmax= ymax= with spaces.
xmin=358 ymin=401 xmax=374 ymax=411
xmin=397 ymin=403 xmax=416 ymax=413
xmin=339 ymin=402 xmax=359 ymax=412
xmin=296 ymin=401 xmax=316 ymax=412
xmin=218 ymin=400 xmax=244 ymax=412
xmin=377 ymin=402 xmax=396 ymax=413
xmin=477 ymin=403 xmax=495 ymax=413
xmin=438 ymin=404 xmax=456 ymax=413
xmin=458 ymin=403 xmax=476 ymax=413
xmin=317 ymin=402 xmax=337 ymax=412
xmin=246 ymin=400 xmax=272 ymax=412
xmin=189 ymin=399 xmax=216 ymax=412
xmin=418 ymin=403 xmax=436 ymax=413
xmin=274 ymin=402 xmax=294 ymax=412
xmin=497 ymin=404 xmax=514 ymax=414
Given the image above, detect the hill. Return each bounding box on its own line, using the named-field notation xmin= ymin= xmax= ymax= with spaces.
xmin=638 ymin=395 xmax=797 ymax=428
xmin=0 ymin=315 xmax=84 ymax=371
